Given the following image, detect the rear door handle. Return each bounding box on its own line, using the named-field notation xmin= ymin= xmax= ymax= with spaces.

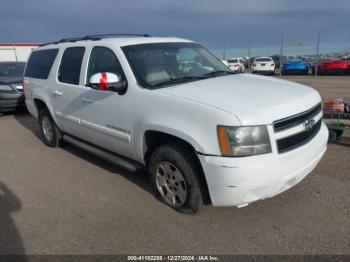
xmin=53 ymin=90 xmax=63 ymax=96
xmin=81 ymin=97 xmax=94 ymax=104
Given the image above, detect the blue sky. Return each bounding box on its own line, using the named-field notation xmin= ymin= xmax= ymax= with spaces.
xmin=1 ymin=0 xmax=349 ymax=53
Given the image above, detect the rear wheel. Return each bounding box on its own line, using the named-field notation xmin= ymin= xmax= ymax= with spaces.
xmin=148 ymin=143 xmax=203 ymax=214
xmin=39 ymin=108 xmax=62 ymax=147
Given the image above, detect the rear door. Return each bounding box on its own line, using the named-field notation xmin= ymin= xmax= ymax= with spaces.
xmin=50 ymin=47 xmax=86 ymax=136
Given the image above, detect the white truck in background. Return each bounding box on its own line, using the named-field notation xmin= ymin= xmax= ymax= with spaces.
xmin=0 ymin=43 xmax=38 ymax=62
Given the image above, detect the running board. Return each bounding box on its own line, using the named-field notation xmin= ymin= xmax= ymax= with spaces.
xmin=63 ymin=135 xmax=144 ymax=173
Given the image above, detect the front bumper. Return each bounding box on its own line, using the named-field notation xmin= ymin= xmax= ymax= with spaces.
xmin=252 ymin=68 xmax=275 ymax=74
xmin=282 ymin=68 xmax=309 ymax=74
xmin=198 ymin=122 xmax=328 ymax=207
xmin=0 ymin=92 xmax=25 ymax=112
xmin=319 ymin=68 xmax=349 ymax=75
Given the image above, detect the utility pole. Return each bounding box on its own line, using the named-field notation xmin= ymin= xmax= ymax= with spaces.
xmin=315 ymin=30 xmax=320 ymax=77
xmin=223 ymin=40 xmax=226 ymax=60
xmin=248 ymin=44 xmax=251 ymax=71
xmin=279 ymin=32 xmax=284 ymax=77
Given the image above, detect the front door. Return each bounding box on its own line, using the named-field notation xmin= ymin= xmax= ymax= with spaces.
xmin=79 ymin=46 xmax=135 ymax=159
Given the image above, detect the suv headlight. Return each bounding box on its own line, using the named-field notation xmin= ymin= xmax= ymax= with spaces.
xmin=0 ymin=85 xmax=14 ymax=92
xmin=217 ymin=126 xmax=272 ymax=157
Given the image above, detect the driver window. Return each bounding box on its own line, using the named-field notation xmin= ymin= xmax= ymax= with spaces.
xmin=86 ymin=47 xmax=126 ymax=84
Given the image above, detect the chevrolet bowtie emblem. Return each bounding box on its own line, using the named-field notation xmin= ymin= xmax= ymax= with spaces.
xmin=303 ymin=119 xmax=315 ymax=130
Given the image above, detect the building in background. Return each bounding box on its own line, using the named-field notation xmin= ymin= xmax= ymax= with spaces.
xmin=0 ymin=43 xmax=39 ymax=62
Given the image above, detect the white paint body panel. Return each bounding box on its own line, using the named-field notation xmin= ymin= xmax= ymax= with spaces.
xmin=24 ymin=37 xmax=328 ymax=207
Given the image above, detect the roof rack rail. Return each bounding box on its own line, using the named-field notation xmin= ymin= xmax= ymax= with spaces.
xmin=59 ymin=37 xmax=84 ymax=43
xmin=38 ymin=34 xmax=151 ymax=47
xmin=83 ymin=33 xmax=151 ymax=40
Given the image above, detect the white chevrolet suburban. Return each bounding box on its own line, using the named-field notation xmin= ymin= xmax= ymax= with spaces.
xmin=24 ymin=34 xmax=328 ymax=214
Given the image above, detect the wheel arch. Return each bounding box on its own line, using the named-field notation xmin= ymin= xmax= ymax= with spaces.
xmin=143 ymin=129 xmax=211 ymax=204
xmin=33 ymin=97 xmax=56 ymax=121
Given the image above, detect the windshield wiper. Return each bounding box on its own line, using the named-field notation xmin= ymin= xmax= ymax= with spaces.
xmin=150 ymin=76 xmax=206 ymax=87
xmin=150 ymin=71 xmax=235 ymax=88
xmin=201 ymin=70 xmax=236 ymax=78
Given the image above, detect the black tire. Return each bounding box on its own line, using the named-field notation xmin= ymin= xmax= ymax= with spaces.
xmin=38 ymin=107 xmax=62 ymax=147
xmin=335 ymin=130 xmax=343 ymax=138
xmin=328 ymin=130 xmax=337 ymax=143
xmin=148 ymin=143 xmax=203 ymax=214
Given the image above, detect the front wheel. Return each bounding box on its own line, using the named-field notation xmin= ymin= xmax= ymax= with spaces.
xmin=39 ymin=108 xmax=62 ymax=147
xmin=148 ymin=143 xmax=203 ymax=214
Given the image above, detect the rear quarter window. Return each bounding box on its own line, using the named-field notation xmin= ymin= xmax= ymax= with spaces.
xmin=24 ymin=49 xmax=59 ymax=79
xmin=58 ymin=47 xmax=85 ymax=85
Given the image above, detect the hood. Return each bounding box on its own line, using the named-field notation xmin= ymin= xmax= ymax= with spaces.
xmin=160 ymin=74 xmax=321 ymax=125
xmin=0 ymin=76 xmax=23 ymax=85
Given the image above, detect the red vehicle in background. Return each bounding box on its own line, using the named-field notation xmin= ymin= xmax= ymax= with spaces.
xmin=313 ymin=57 xmax=350 ymax=75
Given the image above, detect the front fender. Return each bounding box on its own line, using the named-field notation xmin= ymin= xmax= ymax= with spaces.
xmin=133 ymin=90 xmax=241 ymax=162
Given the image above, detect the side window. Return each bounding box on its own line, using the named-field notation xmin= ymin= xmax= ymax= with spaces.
xmin=86 ymin=47 xmax=126 ymax=83
xmin=58 ymin=47 xmax=85 ymax=85
xmin=25 ymin=49 xmax=59 ymax=79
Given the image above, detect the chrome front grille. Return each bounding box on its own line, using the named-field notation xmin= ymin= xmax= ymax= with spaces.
xmin=276 ymin=120 xmax=322 ymax=153
xmin=273 ymin=103 xmax=323 ymax=154
xmin=273 ymin=103 xmax=322 ymax=132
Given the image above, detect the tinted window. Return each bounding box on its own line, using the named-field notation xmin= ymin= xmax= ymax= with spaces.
xmin=227 ymin=59 xmax=238 ymax=63
xmin=255 ymin=58 xmax=272 ymax=62
xmin=0 ymin=62 xmax=26 ymax=77
xmin=25 ymin=49 xmax=58 ymax=79
xmin=86 ymin=47 xmax=125 ymax=83
xmin=58 ymin=47 xmax=85 ymax=85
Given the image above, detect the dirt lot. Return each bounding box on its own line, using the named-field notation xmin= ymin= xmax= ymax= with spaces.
xmin=0 ymin=76 xmax=349 ymax=255
xmin=280 ymin=75 xmax=350 ymax=101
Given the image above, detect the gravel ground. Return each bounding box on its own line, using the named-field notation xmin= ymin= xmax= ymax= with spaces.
xmin=279 ymin=75 xmax=350 ymax=101
xmin=0 ymin=76 xmax=349 ymax=255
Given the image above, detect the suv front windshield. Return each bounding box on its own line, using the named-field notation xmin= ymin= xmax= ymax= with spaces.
xmin=122 ymin=42 xmax=234 ymax=89
xmin=0 ymin=62 xmax=25 ymax=78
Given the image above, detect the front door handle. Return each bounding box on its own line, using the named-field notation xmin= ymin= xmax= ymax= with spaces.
xmin=53 ymin=90 xmax=63 ymax=96
xmin=81 ymin=97 xmax=94 ymax=104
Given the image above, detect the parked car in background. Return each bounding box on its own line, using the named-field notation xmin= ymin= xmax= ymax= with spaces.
xmin=251 ymin=57 xmax=275 ymax=75
xmin=226 ymin=58 xmax=245 ymax=73
xmin=0 ymin=61 xmax=26 ymax=113
xmin=221 ymin=60 xmax=229 ymax=66
xmin=282 ymin=57 xmax=309 ymax=75
xmin=271 ymin=55 xmax=281 ymax=69
xmin=313 ymin=57 xmax=350 ymax=75
xmin=242 ymin=57 xmax=250 ymax=69
xmin=24 ymin=35 xmax=327 ymax=214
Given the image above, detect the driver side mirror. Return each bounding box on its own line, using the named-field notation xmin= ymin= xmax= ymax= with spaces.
xmin=89 ymin=72 xmax=127 ymax=94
